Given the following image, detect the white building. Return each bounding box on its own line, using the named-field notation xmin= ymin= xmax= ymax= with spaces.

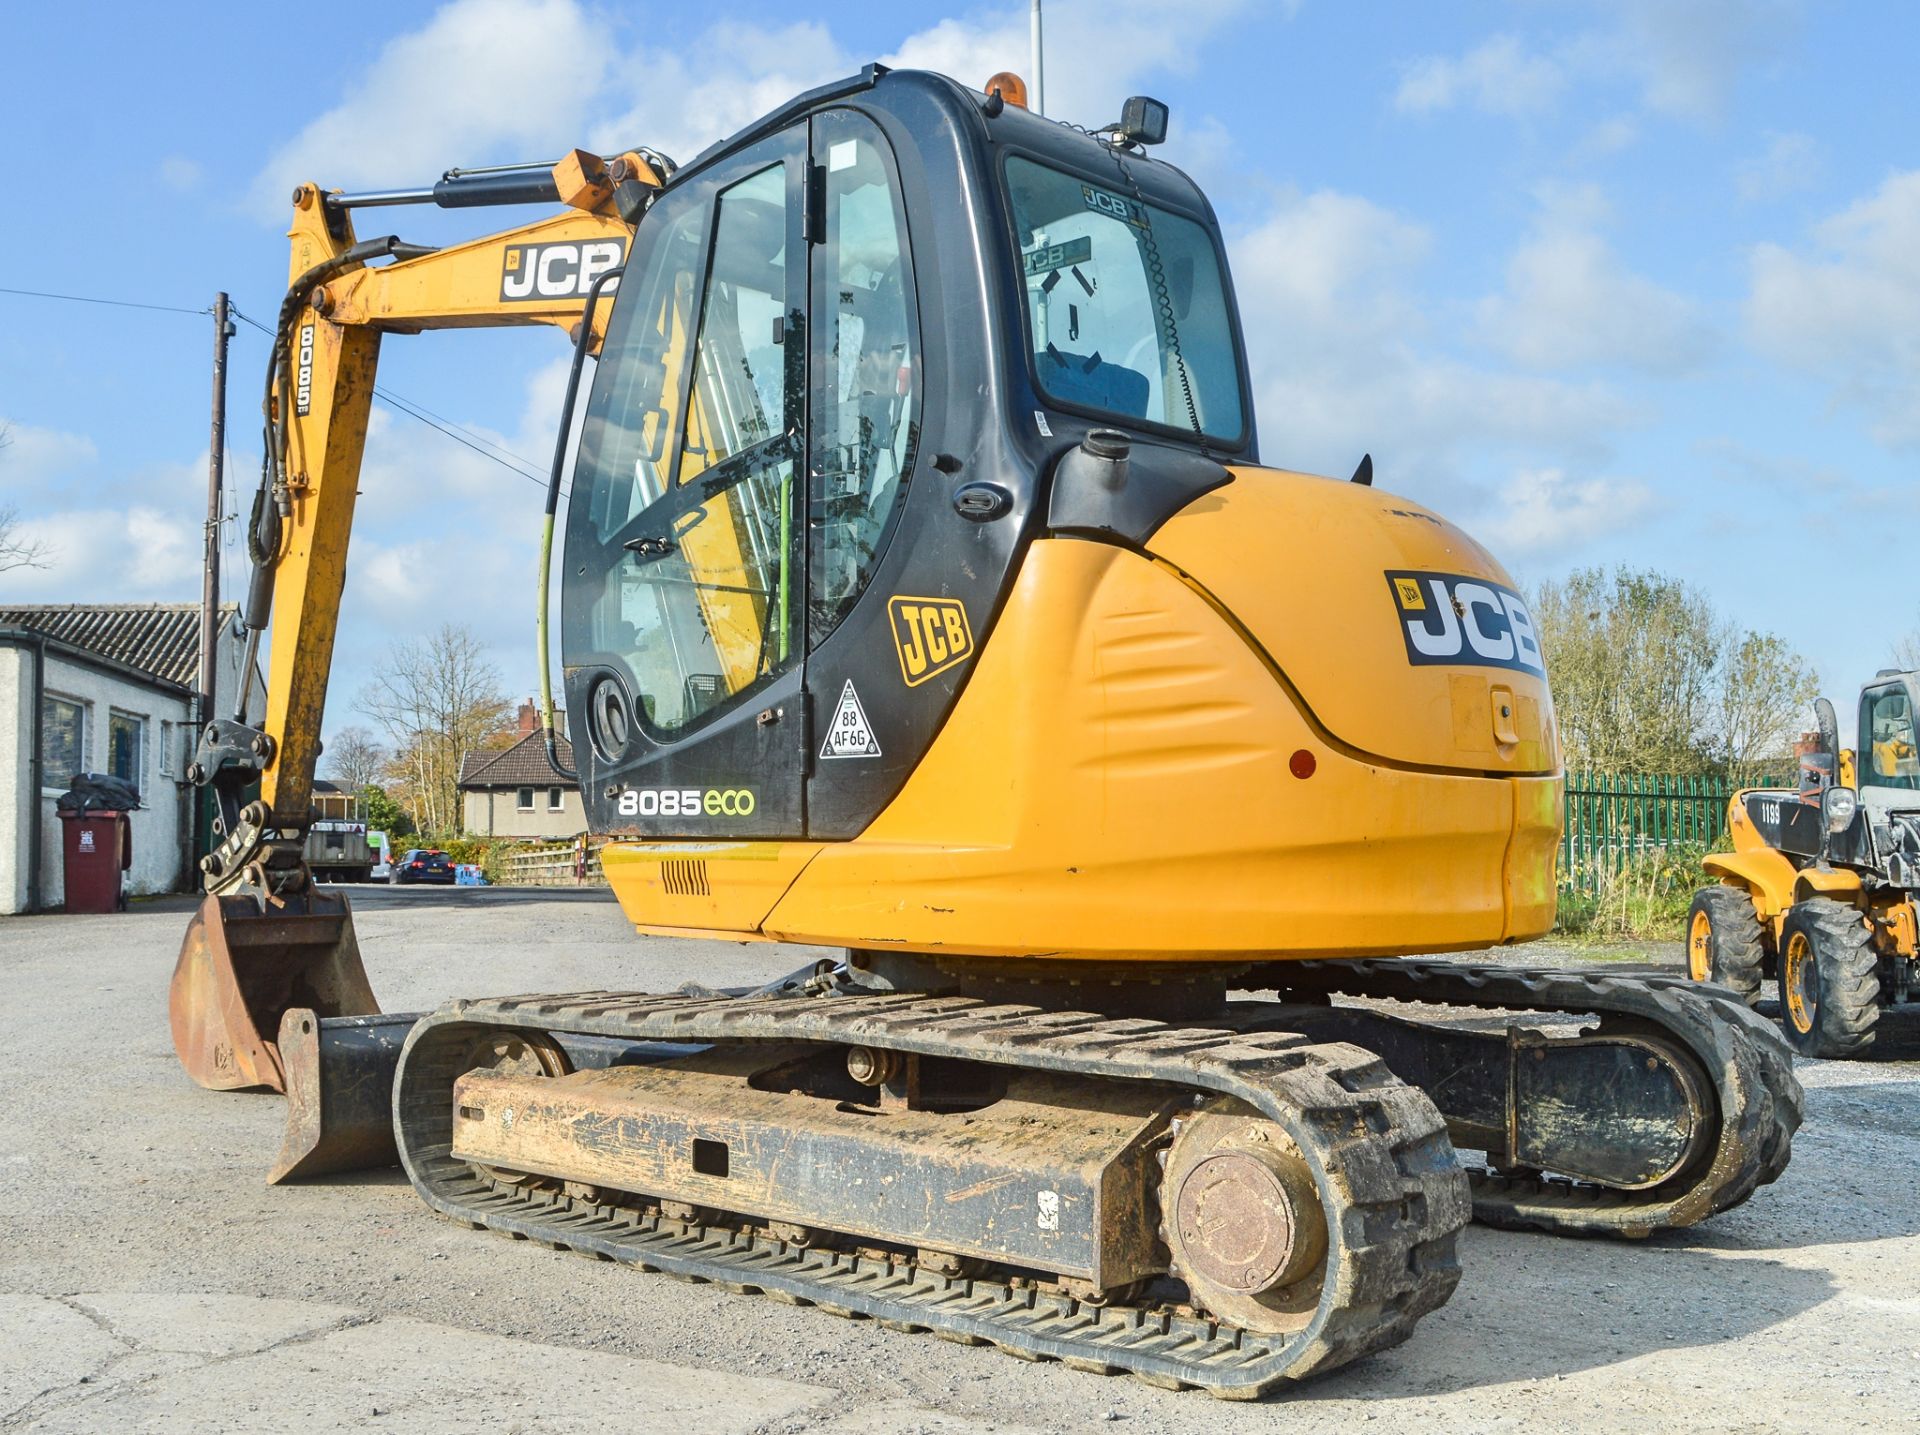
xmin=0 ymin=604 xmax=258 ymax=914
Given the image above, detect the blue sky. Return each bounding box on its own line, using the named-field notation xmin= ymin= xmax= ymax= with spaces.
xmin=3 ymin=0 xmax=1917 ymax=753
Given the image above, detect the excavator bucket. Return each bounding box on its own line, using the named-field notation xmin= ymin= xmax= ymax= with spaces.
xmin=169 ymin=891 xmax=379 ymax=1093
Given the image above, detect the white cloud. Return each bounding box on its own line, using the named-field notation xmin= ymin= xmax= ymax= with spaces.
xmin=3 ymin=506 xmax=200 ymax=599
xmin=1473 ymin=183 xmax=1714 ymax=373
xmin=588 ymin=20 xmax=848 ymax=168
xmin=1574 ymin=114 xmax=1640 ymax=159
xmin=1607 ymin=0 xmax=1796 ymax=123
xmin=1747 ymin=169 xmax=1920 ymax=447
xmin=250 ymin=0 xmax=1257 ymax=222
xmin=159 ymin=156 xmax=203 ymax=192
xmin=887 ymin=0 xmax=1252 ymax=126
xmin=0 ymin=418 xmax=98 ymax=493
xmin=1736 ymin=131 xmax=1821 ymax=202
xmin=248 ymin=0 xmax=609 ymax=218
xmin=1397 ymin=4 xmax=1798 ymax=131
xmin=1472 ymin=466 xmax=1658 ymax=558
xmin=1226 ymin=188 xmax=1639 ymax=497
xmin=1394 ymin=34 xmax=1565 ymax=118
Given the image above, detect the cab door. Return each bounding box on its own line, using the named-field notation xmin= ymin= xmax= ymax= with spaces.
xmin=563 ymin=128 xmax=809 ymax=836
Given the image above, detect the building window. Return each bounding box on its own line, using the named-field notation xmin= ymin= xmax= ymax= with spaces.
xmin=516 ymin=786 xmax=534 ymax=811
xmin=41 ymin=694 xmax=87 ymax=788
xmin=108 ymin=710 xmax=146 ymax=787
xmin=548 ymin=786 xmax=564 ymax=811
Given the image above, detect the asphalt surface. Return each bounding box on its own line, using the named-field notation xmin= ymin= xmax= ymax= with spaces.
xmin=3 ymin=885 xmax=1917 ymax=1432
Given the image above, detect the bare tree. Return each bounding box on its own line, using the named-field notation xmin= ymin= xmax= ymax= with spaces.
xmin=0 ymin=426 xmax=52 ymax=575
xmin=357 ymin=624 xmax=510 ymax=836
xmin=321 ymin=724 xmax=388 ymax=792
xmin=1895 ymin=622 xmax=1920 ymax=672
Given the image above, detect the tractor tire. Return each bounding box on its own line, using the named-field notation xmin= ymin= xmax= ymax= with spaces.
xmin=1685 ymin=886 xmax=1765 ymax=1006
xmin=1777 ymin=897 xmax=1881 ymax=1058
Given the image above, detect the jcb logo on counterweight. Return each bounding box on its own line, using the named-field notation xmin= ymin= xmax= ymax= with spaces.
xmin=889 ymin=596 xmax=973 ymax=686
xmin=1387 ymin=570 xmax=1545 ymax=676
xmin=500 ymin=239 xmax=627 ymax=302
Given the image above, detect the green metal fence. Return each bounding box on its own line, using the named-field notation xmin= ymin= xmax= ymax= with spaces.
xmin=1559 ymin=771 xmax=1737 ymax=898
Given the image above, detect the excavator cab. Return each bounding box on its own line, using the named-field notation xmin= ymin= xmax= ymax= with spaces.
xmin=559 ymin=69 xmax=1255 ymax=848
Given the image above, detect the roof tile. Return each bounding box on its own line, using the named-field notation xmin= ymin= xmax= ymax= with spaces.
xmin=0 ymin=603 xmax=237 ymax=689
xmin=457 ymin=729 xmax=575 ymax=787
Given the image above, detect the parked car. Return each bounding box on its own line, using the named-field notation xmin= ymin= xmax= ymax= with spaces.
xmin=389 ymin=848 xmax=455 ymax=885
xmin=368 ymin=831 xmax=392 ymax=882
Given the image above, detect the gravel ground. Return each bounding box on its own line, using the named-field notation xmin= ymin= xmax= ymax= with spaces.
xmin=3 ymin=885 xmax=1917 ymax=1433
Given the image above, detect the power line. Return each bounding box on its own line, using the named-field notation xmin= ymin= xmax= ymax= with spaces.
xmin=228 ymin=304 xmax=559 ymax=493
xmin=4 ymin=285 xmax=563 ymax=496
xmin=0 ymin=284 xmax=212 ymax=317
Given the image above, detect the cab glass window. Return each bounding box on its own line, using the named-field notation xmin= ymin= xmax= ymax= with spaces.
xmin=569 ymin=150 xmax=803 ymax=739
xmin=1005 ymin=156 xmax=1242 ymax=443
xmin=575 ymin=195 xmax=708 ymax=542
xmin=809 ymin=109 xmax=920 ymax=646
xmin=1860 ymin=687 xmax=1920 ymax=789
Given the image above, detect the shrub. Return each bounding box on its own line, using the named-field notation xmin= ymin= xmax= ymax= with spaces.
xmin=1556 ymin=841 xmax=1708 ymax=940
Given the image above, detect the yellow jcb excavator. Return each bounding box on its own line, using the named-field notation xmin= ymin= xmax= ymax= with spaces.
xmin=170 ymin=67 xmax=1799 ymax=1397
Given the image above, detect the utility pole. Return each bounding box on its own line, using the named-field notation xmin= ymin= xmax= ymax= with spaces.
xmin=199 ymin=292 xmax=233 ymax=711
xmin=191 ymin=291 xmax=234 ymax=877
xmin=1030 ymin=0 xmax=1046 ymax=116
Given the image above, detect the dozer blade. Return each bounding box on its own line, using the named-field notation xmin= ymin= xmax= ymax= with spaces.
xmin=269 ymin=1008 xmax=703 ymax=1184
xmin=169 ymin=891 xmax=379 ymax=1093
xmin=269 ymin=1008 xmax=420 ymax=1183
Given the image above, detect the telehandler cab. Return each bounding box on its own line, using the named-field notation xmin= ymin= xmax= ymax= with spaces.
xmin=170 ymin=66 xmax=1799 ymax=1396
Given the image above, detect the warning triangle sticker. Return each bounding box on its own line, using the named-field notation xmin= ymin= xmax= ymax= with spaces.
xmin=819 ymin=679 xmax=882 ymax=759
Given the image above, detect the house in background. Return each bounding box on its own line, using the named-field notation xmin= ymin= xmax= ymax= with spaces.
xmin=457 ymin=701 xmax=586 ymax=840
xmin=0 ymin=603 xmax=260 ymax=914
xmin=310 ymin=778 xmax=361 ymax=821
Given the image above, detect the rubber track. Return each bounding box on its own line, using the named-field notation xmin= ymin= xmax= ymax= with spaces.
xmin=393 ymin=991 xmax=1472 ymax=1398
xmin=1271 ymin=961 xmax=1804 ymax=1237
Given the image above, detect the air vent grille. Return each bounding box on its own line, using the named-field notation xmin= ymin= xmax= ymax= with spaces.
xmin=660 ymin=858 xmax=711 ymax=897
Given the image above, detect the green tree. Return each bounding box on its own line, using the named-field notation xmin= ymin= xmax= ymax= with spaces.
xmin=1719 ymin=631 xmax=1819 ymax=784
xmin=359 ymin=783 xmax=414 ymax=838
xmin=1532 ymin=568 xmax=1721 ymax=773
xmin=1532 ymin=566 xmax=1817 ymax=779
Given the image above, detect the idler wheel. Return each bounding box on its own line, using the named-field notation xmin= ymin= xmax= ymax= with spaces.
xmin=461 ymin=1031 xmax=571 ymax=1187
xmin=1161 ymin=1100 xmax=1329 ymax=1332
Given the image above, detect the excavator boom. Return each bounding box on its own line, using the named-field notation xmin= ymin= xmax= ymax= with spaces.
xmin=170 ymin=147 xmax=661 ymax=1094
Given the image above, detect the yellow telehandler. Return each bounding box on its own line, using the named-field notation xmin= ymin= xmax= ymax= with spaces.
xmin=1689 ymin=680 xmax=1920 ymax=1057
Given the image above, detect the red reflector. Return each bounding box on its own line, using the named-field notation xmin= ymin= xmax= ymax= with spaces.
xmin=1289 ymin=749 xmax=1317 ymax=779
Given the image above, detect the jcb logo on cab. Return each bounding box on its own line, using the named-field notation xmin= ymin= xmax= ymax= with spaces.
xmin=1386 ymin=570 xmax=1545 ymax=677
xmin=500 ymin=239 xmax=626 ymax=302
xmin=889 ymin=596 xmax=973 ymax=686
